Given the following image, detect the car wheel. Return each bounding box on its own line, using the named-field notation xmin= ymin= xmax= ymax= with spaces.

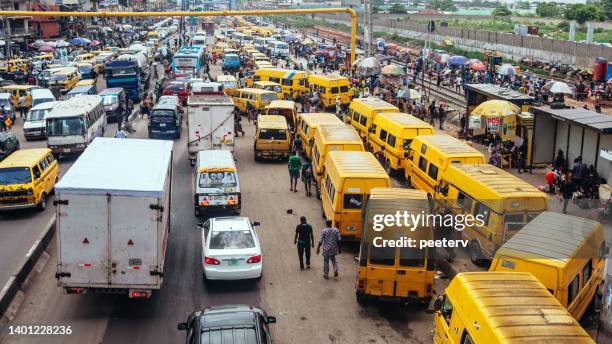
xmin=37 ymin=193 xmax=47 ymax=211
xmin=194 ymin=208 xmax=200 ymax=217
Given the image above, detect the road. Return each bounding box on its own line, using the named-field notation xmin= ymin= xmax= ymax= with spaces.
xmin=0 ymin=59 xmax=442 ymax=344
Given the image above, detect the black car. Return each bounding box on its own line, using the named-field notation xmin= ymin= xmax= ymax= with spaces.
xmin=178 ymin=305 xmax=276 ymax=344
xmin=0 ymin=131 xmax=19 ymax=162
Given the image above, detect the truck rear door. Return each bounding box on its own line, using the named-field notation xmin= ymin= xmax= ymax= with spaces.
xmin=109 ymin=195 xmax=160 ymax=286
xmin=57 ymin=194 xmax=110 ymax=285
xmin=189 ymin=105 xmax=213 ymax=151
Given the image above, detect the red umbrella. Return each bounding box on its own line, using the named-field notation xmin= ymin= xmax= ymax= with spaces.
xmin=470 ymin=62 xmax=486 ymax=71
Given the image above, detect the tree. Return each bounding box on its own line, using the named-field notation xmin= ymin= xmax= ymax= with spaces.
xmin=536 ymin=2 xmax=560 ymax=18
xmin=492 ymin=5 xmax=512 ymax=16
xmin=602 ymin=0 xmax=612 ymax=20
xmin=516 ymin=1 xmax=530 ymax=10
xmin=427 ymin=0 xmax=457 ymax=12
xmin=564 ymin=4 xmax=605 ymax=24
xmin=389 ymin=3 xmax=407 ymax=13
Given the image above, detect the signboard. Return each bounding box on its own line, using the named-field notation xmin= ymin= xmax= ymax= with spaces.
xmin=174 ymin=57 xmax=195 ymax=68
xmin=486 ymin=117 xmax=500 ymax=132
xmin=99 ymin=0 xmax=119 ymax=6
xmin=468 ymin=115 xmax=481 ymax=130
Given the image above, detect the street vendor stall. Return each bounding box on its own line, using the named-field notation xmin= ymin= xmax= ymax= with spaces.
xmin=468 ymin=99 xmax=519 ymax=142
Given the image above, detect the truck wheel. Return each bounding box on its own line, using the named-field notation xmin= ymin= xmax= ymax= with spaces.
xmin=356 ymin=293 xmax=367 ymax=306
xmin=37 ymin=193 xmax=47 ymax=211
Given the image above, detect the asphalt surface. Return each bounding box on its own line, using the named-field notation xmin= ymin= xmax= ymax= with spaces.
xmin=0 ymin=56 xmax=445 ymax=343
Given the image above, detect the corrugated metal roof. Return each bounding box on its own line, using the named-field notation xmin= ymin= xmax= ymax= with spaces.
xmin=317 ymin=125 xmax=361 ymax=142
xmin=326 ymin=151 xmax=388 ymax=178
xmin=416 ymin=135 xmax=483 ymax=156
xmin=376 ymin=112 xmax=433 ymax=128
xmin=531 ymin=106 xmax=612 ymax=134
xmin=449 ymin=164 xmax=541 ymax=196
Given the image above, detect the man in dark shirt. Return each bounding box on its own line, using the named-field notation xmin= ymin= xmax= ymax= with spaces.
xmin=294 ymin=216 xmax=314 ymax=270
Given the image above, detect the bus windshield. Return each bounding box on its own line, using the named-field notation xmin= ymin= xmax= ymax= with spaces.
xmin=101 ymin=94 xmax=118 ymax=106
xmin=0 ymin=167 xmax=32 ymax=185
xmin=47 ymin=116 xmax=85 ymax=136
xmin=107 ymin=67 xmax=137 ymax=77
xmin=260 ymin=93 xmax=278 ymax=102
xmin=27 ymin=109 xmax=48 ymax=121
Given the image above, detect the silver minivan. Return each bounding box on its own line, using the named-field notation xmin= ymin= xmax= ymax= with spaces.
xmin=194 ymin=150 xmax=241 ymax=217
xmin=23 ymin=101 xmax=59 ymax=140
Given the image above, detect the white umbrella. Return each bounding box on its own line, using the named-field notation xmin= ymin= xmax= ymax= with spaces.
xmin=55 ymin=40 xmax=70 ymax=48
xmin=356 ymin=57 xmax=381 ymax=76
xmin=497 ymin=64 xmax=517 ymax=76
xmin=543 ymin=81 xmax=573 ymax=94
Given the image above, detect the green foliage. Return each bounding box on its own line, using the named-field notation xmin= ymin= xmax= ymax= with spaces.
xmin=427 ymin=0 xmax=457 ymax=12
xmin=516 ymin=1 xmax=530 ymax=10
xmin=389 ymin=3 xmax=407 ymax=14
xmin=603 ymin=0 xmax=612 ymax=20
xmin=492 ymin=5 xmax=512 ymax=16
xmin=564 ymin=4 xmax=605 ymax=24
xmin=536 ymin=2 xmax=560 ymax=18
xmin=556 ymin=21 xmax=569 ymax=31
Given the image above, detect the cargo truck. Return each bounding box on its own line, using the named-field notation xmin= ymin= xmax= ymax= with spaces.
xmin=187 ymin=83 xmax=235 ymax=166
xmin=54 ymin=138 xmax=173 ymax=298
xmin=104 ymin=52 xmax=149 ymax=101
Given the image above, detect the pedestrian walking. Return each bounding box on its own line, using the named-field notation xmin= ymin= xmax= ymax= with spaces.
xmin=234 ymin=113 xmax=245 ymax=137
xmin=438 ymin=104 xmax=446 ymax=130
xmin=316 ymin=220 xmax=341 ymax=279
xmin=559 ymin=172 xmax=575 ymax=214
xmin=301 ymin=160 xmax=313 ymax=197
xmin=428 ymin=101 xmax=437 ymax=126
xmin=19 ymin=95 xmax=26 ymax=118
xmin=288 ymin=152 xmax=301 ymax=192
xmin=294 ymin=216 xmax=314 ymax=270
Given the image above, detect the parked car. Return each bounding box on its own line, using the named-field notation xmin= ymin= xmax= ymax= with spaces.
xmin=0 ymin=131 xmax=19 ymax=162
xmin=0 ymin=93 xmax=14 ymax=121
xmin=178 ymin=305 xmax=276 ymax=344
xmin=200 ymin=216 xmax=262 ymax=282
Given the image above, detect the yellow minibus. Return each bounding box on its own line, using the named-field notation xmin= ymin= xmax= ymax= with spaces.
xmin=357 ymin=188 xmax=434 ymax=306
xmin=232 ymin=88 xmax=279 ymax=114
xmin=254 ymin=115 xmax=291 ymax=161
xmin=308 ymin=74 xmax=352 ymax=107
xmin=296 ymin=113 xmax=344 ymax=160
xmin=404 ymin=135 xmax=485 ymax=195
xmin=368 ymin=112 xmax=434 ymax=176
xmin=349 ymin=97 xmax=399 ymax=136
xmin=491 ymin=211 xmax=606 ymax=321
xmin=320 ymin=151 xmax=391 ymax=240
xmin=246 ymin=68 xmax=308 ymax=98
xmin=433 ymin=272 xmax=594 ymax=344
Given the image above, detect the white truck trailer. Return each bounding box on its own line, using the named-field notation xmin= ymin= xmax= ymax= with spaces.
xmin=187 ymin=86 xmax=235 ymax=166
xmin=54 ymin=138 xmax=173 ymax=298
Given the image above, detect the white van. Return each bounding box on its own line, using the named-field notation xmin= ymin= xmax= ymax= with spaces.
xmin=30 ymin=88 xmax=56 ymax=107
xmin=192 ymin=35 xmax=207 ymax=47
xmin=268 ymin=41 xmax=290 ymax=57
xmin=23 ymin=101 xmax=59 ymax=140
xmin=194 ymin=150 xmax=240 ymax=217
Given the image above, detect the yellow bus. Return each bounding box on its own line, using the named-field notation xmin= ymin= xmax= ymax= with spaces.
xmin=312 ymin=124 xmax=364 ymax=198
xmin=368 ymin=112 xmax=434 ymax=176
xmin=264 ymin=100 xmax=296 ymax=130
xmin=232 ymin=88 xmax=279 ymax=114
xmin=490 ymin=211 xmax=606 ymax=321
xmin=349 ymin=97 xmax=399 ymax=136
xmin=321 ymin=151 xmax=391 ymax=240
xmin=0 ymin=148 xmax=58 ymax=211
xmin=433 ymin=163 xmax=547 ymax=264
xmin=308 ymin=74 xmax=352 ymax=107
xmin=253 ymin=81 xmax=283 ymax=97
xmin=357 ymin=188 xmax=434 ymax=306
xmin=404 ymin=135 xmax=485 ymax=196
xmin=296 ymin=112 xmax=344 ymax=160
xmin=246 ymin=68 xmax=309 ymax=98
xmin=215 ymin=74 xmax=238 ymax=96
xmin=254 ymin=115 xmax=292 ymax=161
xmin=1 ymin=85 xmax=41 ymax=109
xmin=433 ymin=272 xmax=594 ymax=344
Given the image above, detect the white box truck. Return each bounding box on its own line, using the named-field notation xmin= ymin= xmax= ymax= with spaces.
xmin=54 ymin=138 xmax=173 ymax=298
xmin=187 ymin=86 xmax=235 ymax=166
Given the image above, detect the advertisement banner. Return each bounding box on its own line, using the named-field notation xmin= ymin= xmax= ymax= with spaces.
xmin=486 ymin=117 xmax=500 ymax=132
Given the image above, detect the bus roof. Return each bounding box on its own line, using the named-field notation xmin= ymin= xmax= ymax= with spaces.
xmin=197 ymin=150 xmax=236 ymax=172
xmin=265 ymin=100 xmax=295 ymax=110
xmin=236 ymin=88 xmax=276 ymax=95
xmin=350 ymin=97 xmax=398 ymax=112
xmin=414 ymin=135 xmax=484 ymax=157
xmin=299 ymin=113 xmax=343 ymax=127
xmin=0 ymin=148 xmax=51 ymax=169
xmin=376 ymin=112 xmax=434 ymax=129
xmin=326 ymin=151 xmax=388 ymax=179
xmin=255 ymin=81 xmax=280 ymax=86
xmin=46 ymin=95 xmax=101 ymax=119
xmin=258 ymin=115 xmax=287 ymax=129
xmin=495 ymin=211 xmax=602 ymax=269
xmin=316 ymin=124 xmax=362 ymax=143
xmin=309 ymin=73 xmax=349 ymax=82
xmin=175 ymin=46 xmax=205 ymax=56
xmin=447 ymin=272 xmax=593 ymax=343
xmin=216 ymin=74 xmax=237 ymax=82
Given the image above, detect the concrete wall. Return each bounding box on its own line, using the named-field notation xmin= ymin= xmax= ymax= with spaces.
xmin=315 ymin=13 xmax=612 ymax=69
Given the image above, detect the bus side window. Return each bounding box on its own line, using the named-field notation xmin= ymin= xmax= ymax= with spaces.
xmin=418 ymin=156 xmax=428 ymax=172
xmin=567 ymin=274 xmax=580 ymax=306
xmin=32 ymin=165 xmax=42 ymax=180
xmin=441 ymin=296 xmax=453 ymax=325
xmin=582 ymin=259 xmax=592 ymax=287
xmin=461 ymin=330 xmax=475 ymax=344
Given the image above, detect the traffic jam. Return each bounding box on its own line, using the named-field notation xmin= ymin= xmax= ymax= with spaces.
xmin=0 ymin=12 xmax=609 ymax=344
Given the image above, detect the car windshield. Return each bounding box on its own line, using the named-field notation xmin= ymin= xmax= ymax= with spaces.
xmin=50 ymin=75 xmax=67 ymax=81
xmin=47 ymin=117 xmax=85 ymax=136
xmin=27 ymin=109 xmax=48 ymax=121
xmin=166 ymin=84 xmax=184 ymax=91
xmin=108 ymin=67 xmax=137 ymax=76
xmin=260 ymin=93 xmax=278 ymax=102
xmin=150 ymin=109 xmax=176 ymax=118
xmin=78 ymin=66 xmax=92 ymax=74
xmin=65 ymin=92 xmax=84 ymax=100
xmin=0 ymin=167 xmax=31 ymax=185
xmin=209 ymin=230 xmax=255 ymax=249
xmin=101 ymin=94 xmax=118 ymax=105
xmin=199 ymin=172 xmax=237 ymax=188
xmin=32 ymin=98 xmax=54 ymax=107
xmin=0 ymin=99 xmax=10 ymax=107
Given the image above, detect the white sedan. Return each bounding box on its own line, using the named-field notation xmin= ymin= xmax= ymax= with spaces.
xmin=200 ymin=217 xmax=263 ymax=281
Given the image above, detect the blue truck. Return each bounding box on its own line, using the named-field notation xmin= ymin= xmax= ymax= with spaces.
xmin=103 ymin=53 xmax=150 ymax=102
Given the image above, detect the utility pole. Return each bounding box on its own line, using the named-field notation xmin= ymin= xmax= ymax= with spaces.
xmin=3 ymin=17 xmax=11 ymax=60
xmin=363 ymin=0 xmax=372 ymax=57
